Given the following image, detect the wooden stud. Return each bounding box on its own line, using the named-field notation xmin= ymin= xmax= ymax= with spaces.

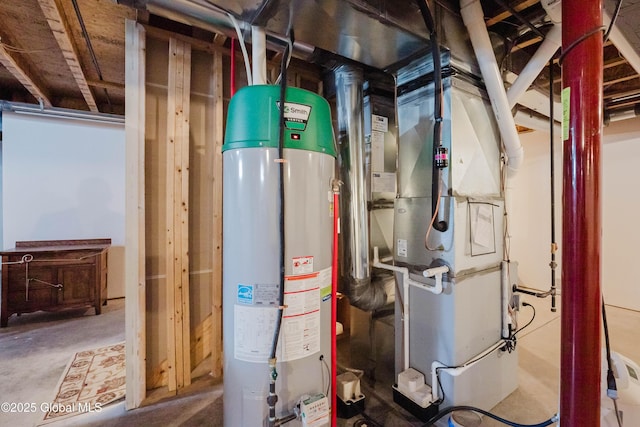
xmin=211 ymin=50 xmax=224 ymax=379
xmin=124 ymin=19 xmax=147 ymax=410
xmin=37 ymin=0 xmax=98 ymax=112
xmin=191 ymin=314 xmax=213 ymax=368
xmin=166 ymin=37 xmax=192 ymax=392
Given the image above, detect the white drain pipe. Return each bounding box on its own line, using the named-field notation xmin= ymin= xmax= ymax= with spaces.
xmin=373 ymin=247 xmax=447 ymax=371
xmin=507 ymin=25 xmax=561 ymax=109
xmin=460 ymin=0 xmax=523 ymax=173
xmin=604 ymin=11 xmax=640 ymax=77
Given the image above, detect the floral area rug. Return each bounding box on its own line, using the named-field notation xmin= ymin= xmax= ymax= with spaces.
xmin=40 ymin=342 xmax=125 ymax=424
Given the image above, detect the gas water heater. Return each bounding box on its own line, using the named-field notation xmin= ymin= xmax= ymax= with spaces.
xmin=222 ymin=85 xmax=336 ymax=427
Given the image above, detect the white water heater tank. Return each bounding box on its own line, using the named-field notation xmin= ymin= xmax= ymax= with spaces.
xmin=222 ymin=85 xmax=336 ymax=426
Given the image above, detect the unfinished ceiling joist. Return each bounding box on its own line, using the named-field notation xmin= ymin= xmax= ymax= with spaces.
xmin=37 ymin=0 xmax=99 ymax=112
xmin=0 ymin=43 xmax=53 ymax=107
xmin=486 ymin=0 xmax=539 ymax=27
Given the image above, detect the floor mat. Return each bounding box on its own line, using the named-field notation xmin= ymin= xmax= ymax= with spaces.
xmin=39 ymin=341 xmax=125 ymax=425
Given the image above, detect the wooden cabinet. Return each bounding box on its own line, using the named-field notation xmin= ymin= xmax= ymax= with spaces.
xmin=1 ymin=239 xmax=110 ymax=327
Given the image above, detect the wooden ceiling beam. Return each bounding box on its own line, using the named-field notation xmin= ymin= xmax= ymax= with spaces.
xmin=486 ymin=0 xmax=539 ymax=27
xmin=37 ymin=0 xmax=99 ymax=112
xmin=213 ymin=33 xmax=227 ymax=46
xmin=539 ymin=54 xmax=630 ymax=88
xmin=605 ymin=74 xmax=639 ymax=87
xmin=87 ymin=79 xmax=125 ymax=91
xmin=604 ymin=88 xmax=640 ymax=100
xmin=0 ymin=43 xmax=53 ymax=107
xmin=511 ymin=35 xmax=543 ymax=53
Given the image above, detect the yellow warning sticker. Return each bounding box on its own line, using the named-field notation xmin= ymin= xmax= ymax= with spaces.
xmin=562 ymin=87 xmax=570 ymax=141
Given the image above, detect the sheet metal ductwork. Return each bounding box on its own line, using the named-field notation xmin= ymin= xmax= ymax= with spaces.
xmin=334 ymin=65 xmax=387 ymax=311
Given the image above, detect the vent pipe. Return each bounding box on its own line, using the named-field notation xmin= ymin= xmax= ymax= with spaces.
xmin=460 ymin=0 xmax=523 ymax=173
xmin=334 ymin=65 xmax=386 ymax=311
xmin=507 ymin=25 xmax=561 ymax=109
xmin=252 ymin=26 xmax=267 ymax=85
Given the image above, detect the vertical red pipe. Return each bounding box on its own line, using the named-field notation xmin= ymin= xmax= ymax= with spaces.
xmin=561 ymin=0 xmax=603 ymax=425
xmin=230 ymin=38 xmax=236 ymax=97
xmin=331 ymin=191 xmax=339 ymax=426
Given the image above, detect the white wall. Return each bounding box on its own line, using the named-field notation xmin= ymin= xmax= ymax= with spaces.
xmin=2 ymin=112 xmax=126 ymax=298
xmin=509 ymin=117 xmax=640 ymax=311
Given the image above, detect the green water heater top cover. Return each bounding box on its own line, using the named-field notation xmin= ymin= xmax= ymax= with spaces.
xmin=222 ymin=85 xmax=337 ymax=157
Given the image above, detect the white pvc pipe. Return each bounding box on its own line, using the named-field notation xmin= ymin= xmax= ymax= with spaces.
xmin=460 ymin=0 xmax=523 ymax=173
xmin=501 ymin=261 xmax=511 ymax=338
xmin=373 ymin=247 xmax=447 ymax=371
xmin=514 ymin=110 xmax=562 ymax=134
xmin=605 ymin=12 xmax=640 ymax=77
xmin=507 ymin=25 xmax=561 ymax=109
xmin=251 ymin=25 xmax=267 ymax=85
xmin=228 ymin=13 xmax=252 ymax=85
xmin=431 ymin=339 xmax=507 ymax=402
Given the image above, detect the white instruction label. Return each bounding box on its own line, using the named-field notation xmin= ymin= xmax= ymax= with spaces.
xmin=234 ymin=272 xmax=322 ymax=363
xmin=372 ymin=114 xmax=389 ymax=132
xmin=397 ymin=238 xmax=408 ymax=258
xmin=372 ymin=172 xmax=396 ymax=193
xmin=301 ymin=394 xmax=330 ymax=427
xmin=234 ymin=305 xmax=279 ymax=362
xmin=371 ymin=130 xmax=385 ymax=172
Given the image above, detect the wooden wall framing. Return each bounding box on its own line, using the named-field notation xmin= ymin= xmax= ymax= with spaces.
xmin=165 ymin=37 xmax=192 ymax=391
xmin=124 ymin=19 xmax=146 ymax=410
xmin=125 ymin=20 xmax=324 ymax=407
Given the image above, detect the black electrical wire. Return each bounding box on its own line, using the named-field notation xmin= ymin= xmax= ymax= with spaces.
xmin=602 ymin=299 xmax=624 ymax=427
xmin=514 ymin=301 xmax=535 ymax=337
xmin=433 ymin=340 xmax=513 ymax=405
xmin=416 ymin=0 xmax=448 ymax=233
xmin=421 ymin=405 xmax=557 ymax=427
xmin=558 ymin=26 xmax=606 ymax=65
xmin=269 ymin=30 xmax=293 ymax=362
xmin=604 ymin=0 xmax=624 ymax=42
xmin=70 ymin=0 xmax=111 ymax=112
xmin=548 ymin=59 xmax=557 ymax=313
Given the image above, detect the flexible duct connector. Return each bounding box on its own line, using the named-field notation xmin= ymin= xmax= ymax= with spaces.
xmin=460 ymin=0 xmax=523 ymax=174
xmin=334 ymin=65 xmax=386 ymax=311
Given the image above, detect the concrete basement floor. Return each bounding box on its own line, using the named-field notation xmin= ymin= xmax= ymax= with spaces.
xmin=0 ymin=296 xmax=638 ymax=426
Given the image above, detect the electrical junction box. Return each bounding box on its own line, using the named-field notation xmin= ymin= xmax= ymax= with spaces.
xmin=300 ymin=393 xmax=329 ymax=427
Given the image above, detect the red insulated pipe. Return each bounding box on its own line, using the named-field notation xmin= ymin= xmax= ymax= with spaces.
xmin=331 ymin=191 xmax=339 ymax=426
xmin=560 ymin=0 xmax=603 ymax=425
